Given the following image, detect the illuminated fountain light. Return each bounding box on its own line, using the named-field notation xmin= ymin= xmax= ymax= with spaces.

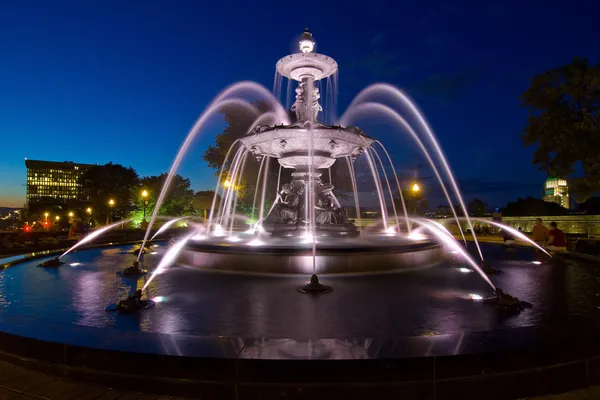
xmin=212 ymin=224 xmax=225 ymax=237
xmin=470 ymin=293 xmax=483 ymax=301
xmin=191 ymin=234 xmax=207 ymax=241
xmin=152 ymin=296 xmax=165 ymax=303
xmin=247 ymin=238 xmax=264 ymax=247
xmin=227 ymin=236 xmax=242 ymax=242
xmin=70 ymin=263 xmax=81 ymax=267
xmin=384 ymin=227 xmax=396 ymax=236
xmin=408 ymin=231 xmax=427 ymax=241
xmin=301 ymin=233 xmax=315 ymax=244
xmin=150 ymin=252 xmax=158 ymax=255
xmin=459 ymin=268 xmax=473 ymax=273
xmin=152 ymin=244 xmax=159 ymax=248
xmin=450 ymin=250 xmax=459 ymax=254
xmin=532 ymin=261 xmax=542 ymax=265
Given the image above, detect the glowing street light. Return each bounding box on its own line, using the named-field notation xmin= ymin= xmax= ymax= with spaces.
xmin=141 ymin=190 xmax=149 ymax=222
xmin=107 ymin=199 xmax=115 ymax=225
xmin=86 ymin=207 xmax=92 ymax=214
xmin=55 ymin=216 xmax=60 ymax=221
xmin=223 ymin=179 xmax=232 ymax=188
xmin=44 ymin=212 xmax=49 ymax=220
xmin=411 ymin=183 xmax=420 ymax=215
xmin=68 ymin=212 xmax=74 ymax=217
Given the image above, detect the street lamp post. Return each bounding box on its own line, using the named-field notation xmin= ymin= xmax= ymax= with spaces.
xmin=411 ymin=183 xmax=420 ymax=215
xmin=107 ymin=199 xmax=115 ymax=225
xmin=44 ymin=212 xmax=49 ymax=230
xmin=141 ymin=190 xmax=148 ymax=222
xmin=86 ymin=207 xmax=92 ymax=227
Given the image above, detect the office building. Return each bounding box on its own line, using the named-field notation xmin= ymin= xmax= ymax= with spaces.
xmin=543 ymin=177 xmax=569 ymax=209
xmin=25 ymin=159 xmax=93 ymax=209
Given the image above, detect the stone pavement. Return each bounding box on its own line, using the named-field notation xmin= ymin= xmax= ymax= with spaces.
xmin=3 ymin=356 xmax=600 ymax=399
xmin=531 ymin=386 xmax=600 ymax=399
xmin=0 ymin=359 xmax=187 ymax=400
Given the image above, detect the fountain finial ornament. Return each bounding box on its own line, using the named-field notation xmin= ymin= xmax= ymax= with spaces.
xmin=299 ymin=28 xmax=315 ymax=53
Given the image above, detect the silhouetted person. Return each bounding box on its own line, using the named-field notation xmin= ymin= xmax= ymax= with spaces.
xmin=546 ymin=221 xmax=567 ymax=252
xmin=532 ymin=218 xmax=549 ymax=245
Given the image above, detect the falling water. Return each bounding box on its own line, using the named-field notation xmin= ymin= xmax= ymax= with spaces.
xmin=341 ymin=102 xmax=467 ymax=245
xmin=346 ymin=84 xmax=483 ymax=260
xmin=138 ymin=82 xmax=290 ymax=261
xmin=206 ymin=139 xmax=241 ymax=228
xmin=217 ymin=147 xmax=246 ymax=227
xmin=276 ymin=164 xmax=282 ymax=191
xmin=251 ymin=156 xmax=267 ymax=222
xmin=469 ymin=218 xmax=552 ymax=256
xmin=364 ymin=149 xmax=388 ymax=230
xmin=60 ymin=219 xmax=132 ymax=259
xmin=273 ymin=72 xmax=284 ymax=102
xmin=285 ymin=78 xmax=293 ymax=111
xmin=412 ymin=218 xmax=495 ymax=290
xmin=368 ymin=146 xmax=400 ymax=232
xmin=142 ymin=232 xmax=196 ymax=291
xmin=150 ymin=216 xmax=189 ymax=241
xmin=258 ymin=157 xmax=271 ymax=222
xmin=345 ymin=156 xmax=361 ymax=220
xmin=374 ymin=141 xmax=410 ymax=233
xmin=138 ymin=98 xmax=258 ymax=261
xmin=228 ymin=151 xmax=250 ymax=236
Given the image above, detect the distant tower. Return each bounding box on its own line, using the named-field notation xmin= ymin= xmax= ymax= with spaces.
xmin=543 ymin=177 xmax=569 ymax=209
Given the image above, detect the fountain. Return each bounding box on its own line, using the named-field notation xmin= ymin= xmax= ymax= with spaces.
xmin=175 ymin=29 xmax=452 ymax=278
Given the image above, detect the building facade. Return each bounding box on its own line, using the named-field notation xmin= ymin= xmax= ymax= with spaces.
xmin=25 ymin=160 xmax=93 ymax=211
xmin=543 ymin=177 xmax=569 ymax=209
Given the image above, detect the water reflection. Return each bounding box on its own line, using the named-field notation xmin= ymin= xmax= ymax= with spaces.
xmin=0 ymin=244 xmax=599 ymax=338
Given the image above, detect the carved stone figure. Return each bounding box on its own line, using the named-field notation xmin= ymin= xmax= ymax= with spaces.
xmin=315 ymin=184 xmax=336 ymax=224
xmin=291 ymin=83 xmax=306 ymax=122
xmin=312 ymin=87 xmax=322 ymax=121
xmin=265 ymin=182 xmax=301 ymax=224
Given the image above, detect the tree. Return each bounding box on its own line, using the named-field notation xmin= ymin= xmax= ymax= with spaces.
xmin=139 ymin=174 xmax=195 ymax=217
xmin=501 ymin=197 xmax=568 ymax=216
xmin=467 ymin=198 xmax=487 ymax=217
xmin=393 ymin=188 xmax=429 ymax=216
xmin=203 ymin=101 xmax=285 ymax=204
xmin=521 ymin=57 xmax=600 ymax=200
xmin=579 ymin=196 xmax=600 ymax=214
xmin=79 ymin=163 xmax=140 ymax=223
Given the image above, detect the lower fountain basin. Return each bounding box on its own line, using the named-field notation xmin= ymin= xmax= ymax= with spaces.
xmin=179 ymin=236 xmax=442 ymax=275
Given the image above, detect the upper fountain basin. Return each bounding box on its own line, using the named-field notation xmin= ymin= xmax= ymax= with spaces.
xmin=276 ymin=52 xmax=338 ymax=82
xmin=241 ymin=123 xmax=374 ymax=169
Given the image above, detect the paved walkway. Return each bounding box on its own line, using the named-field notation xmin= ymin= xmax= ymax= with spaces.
xmin=531 ymin=386 xmax=600 ymax=399
xmin=0 ymin=360 xmax=186 ymax=400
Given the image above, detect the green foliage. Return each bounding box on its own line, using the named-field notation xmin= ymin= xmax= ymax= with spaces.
xmin=139 ymin=174 xmax=195 ymax=217
xmin=501 ymin=197 xmax=568 ymax=216
xmin=521 ymin=57 xmax=600 ymax=200
xmin=79 ymin=163 xmax=140 ymax=221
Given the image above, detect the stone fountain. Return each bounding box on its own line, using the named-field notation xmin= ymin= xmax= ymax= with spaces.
xmin=176 ymin=29 xmax=444 ymax=275
xmin=241 ymin=29 xmax=370 ymax=237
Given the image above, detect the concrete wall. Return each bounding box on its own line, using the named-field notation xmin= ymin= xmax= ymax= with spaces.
xmin=437 ymin=215 xmax=600 ymax=235
xmin=354 ymin=215 xmax=600 ymax=236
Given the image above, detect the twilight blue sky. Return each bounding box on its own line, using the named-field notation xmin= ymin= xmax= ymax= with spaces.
xmin=0 ymin=0 xmax=598 ymax=208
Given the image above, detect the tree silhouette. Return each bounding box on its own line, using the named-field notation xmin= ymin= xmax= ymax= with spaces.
xmin=521 ymin=57 xmax=600 ymax=200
